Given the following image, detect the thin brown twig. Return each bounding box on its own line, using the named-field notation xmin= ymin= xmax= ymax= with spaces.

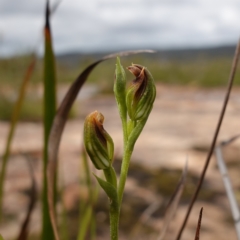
xmin=194 ymin=207 xmax=203 ymax=240
xmin=175 ymin=39 xmax=240 ymax=240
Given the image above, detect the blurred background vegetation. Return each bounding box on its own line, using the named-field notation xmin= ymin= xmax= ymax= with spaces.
xmin=0 ymin=45 xmax=239 ymax=122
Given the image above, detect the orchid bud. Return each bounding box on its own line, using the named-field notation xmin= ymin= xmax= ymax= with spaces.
xmin=126 ymin=64 xmax=156 ymax=121
xmin=84 ymin=111 xmax=114 ymax=170
xmin=114 ymin=57 xmax=127 ymax=118
xmin=114 ymin=57 xmax=126 ymax=102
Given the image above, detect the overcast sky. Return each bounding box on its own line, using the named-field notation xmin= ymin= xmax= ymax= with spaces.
xmin=0 ymin=0 xmax=239 ymax=56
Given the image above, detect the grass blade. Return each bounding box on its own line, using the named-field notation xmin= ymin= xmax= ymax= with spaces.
xmin=83 ymin=147 xmax=99 ymax=240
xmin=77 ymin=205 xmax=93 ymax=240
xmin=158 ymin=160 xmax=188 ymax=240
xmin=194 ymin=207 xmax=203 ymax=240
xmin=215 ymin=141 xmax=240 ymax=239
xmin=58 ymin=162 xmax=70 ymax=240
xmin=16 ymin=155 xmax=37 ymax=240
xmin=42 ymin=1 xmax=57 ymax=239
xmin=0 ymin=54 xmax=36 ymax=219
xmin=0 ymin=0 xmax=61 ymax=218
xmin=176 ymin=39 xmax=240 ymax=240
xmin=47 ymin=49 xmax=154 ymax=239
xmin=77 ymin=147 xmax=95 ymax=240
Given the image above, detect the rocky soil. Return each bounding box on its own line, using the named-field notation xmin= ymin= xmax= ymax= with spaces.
xmin=0 ymin=84 xmax=240 ymax=240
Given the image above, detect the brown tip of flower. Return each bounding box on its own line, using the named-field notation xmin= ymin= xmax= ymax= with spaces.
xmin=94 ymin=110 xmax=104 ymax=124
xmin=91 ymin=111 xmax=107 ymax=147
xmin=127 ymin=65 xmax=147 ymax=101
xmin=127 ymin=65 xmax=142 ymax=77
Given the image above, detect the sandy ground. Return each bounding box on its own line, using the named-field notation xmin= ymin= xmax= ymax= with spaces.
xmin=0 ymin=84 xmax=240 ymax=239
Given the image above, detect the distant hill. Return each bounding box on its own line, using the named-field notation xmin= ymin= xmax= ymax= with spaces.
xmin=56 ymin=45 xmax=236 ymax=65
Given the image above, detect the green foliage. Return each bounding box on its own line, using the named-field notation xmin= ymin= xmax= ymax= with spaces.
xmin=59 ymin=54 xmax=240 ymax=88
xmin=0 ymin=55 xmax=33 ymax=86
xmin=0 ymin=95 xmax=76 ymax=121
xmin=1 ymin=54 xmax=239 ymax=89
xmin=0 ymin=54 xmax=36 ymax=220
xmin=77 ymin=205 xmax=93 ymax=240
xmin=41 ymin=3 xmax=57 ymax=239
xmin=150 ymin=58 xmax=237 ymax=87
xmin=0 ymin=96 xmax=42 ymax=121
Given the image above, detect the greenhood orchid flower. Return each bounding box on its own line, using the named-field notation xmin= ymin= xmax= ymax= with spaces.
xmin=126 ymin=64 xmax=156 ymax=121
xmin=84 ymin=111 xmax=114 ymax=170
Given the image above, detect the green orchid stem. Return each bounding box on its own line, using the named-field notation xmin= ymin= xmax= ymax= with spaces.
xmin=117 ymin=147 xmax=133 ymax=206
xmin=109 ymin=199 xmax=119 ymax=240
xmin=103 ymin=167 xmax=119 ymax=240
xmin=118 ymin=118 xmax=147 ymax=207
xmin=115 ymin=99 xmax=127 ymax=148
xmin=115 ymin=93 xmax=127 ymax=146
xmin=121 ymin=116 xmax=128 ymax=147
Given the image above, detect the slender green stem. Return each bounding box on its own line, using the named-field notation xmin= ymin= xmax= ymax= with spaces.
xmin=121 ymin=117 xmax=128 ymax=147
xmin=118 ymin=118 xmax=147 ymax=207
xmin=116 ymin=97 xmax=128 ymax=148
xmin=103 ymin=167 xmax=119 ymax=240
xmin=117 ymin=148 xmax=132 ymax=207
xmin=77 ymin=205 xmax=93 ymax=240
xmin=77 ymin=149 xmax=95 ymax=240
xmin=90 ymin=215 xmax=96 ymax=240
xmin=109 ymin=199 xmax=119 ymax=240
xmin=116 ymin=119 xmax=147 ymax=239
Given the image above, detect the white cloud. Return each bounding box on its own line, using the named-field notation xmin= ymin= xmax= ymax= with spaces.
xmin=0 ymin=0 xmax=239 ymax=56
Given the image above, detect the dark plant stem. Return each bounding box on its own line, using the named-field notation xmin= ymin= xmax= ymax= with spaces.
xmin=194 ymin=207 xmax=203 ymax=240
xmin=176 ymin=39 xmax=240 ymax=240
